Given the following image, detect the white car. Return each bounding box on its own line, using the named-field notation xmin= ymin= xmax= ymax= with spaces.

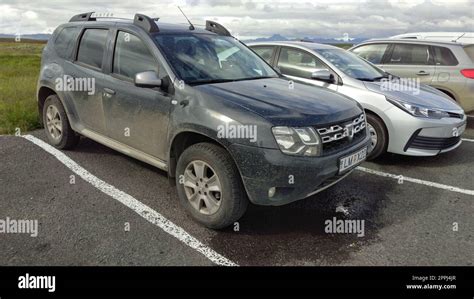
xmin=389 ymin=32 xmax=474 ymax=44
xmin=248 ymin=41 xmax=467 ymax=159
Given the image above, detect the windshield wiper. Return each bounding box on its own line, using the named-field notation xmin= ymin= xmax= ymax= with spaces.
xmin=356 ymin=74 xmax=393 ymax=82
xmin=356 ymin=77 xmax=375 ymax=82
xmin=188 ymin=78 xmax=236 ymax=85
xmin=371 ymin=75 xmax=391 ymax=81
xmin=189 ymin=76 xmax=275 ymax=85
xmin=244 ymin=76 xmax=276 ymax=81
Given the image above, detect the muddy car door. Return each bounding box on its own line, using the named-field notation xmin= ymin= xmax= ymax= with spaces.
xmin=69 ymin=27 xmax=110 ymax=134
xmin=101 ymin=30 xmax=172 ymax=160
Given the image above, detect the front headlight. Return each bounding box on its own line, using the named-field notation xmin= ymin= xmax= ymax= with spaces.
xmin=272 ymin=126 xmax=322 ymax=156
xmin=386 ymin=97 xmax=450 ymax=119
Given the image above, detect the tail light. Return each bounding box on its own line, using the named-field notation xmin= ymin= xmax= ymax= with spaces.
xmin=461 ymin=69 xmax=474 ymax=79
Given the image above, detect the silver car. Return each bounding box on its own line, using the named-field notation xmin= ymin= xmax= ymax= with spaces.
xmin=248 ymin=41 xmax=467 ymax=159
xmin=349 ymin=39 xmax=474 ymax=113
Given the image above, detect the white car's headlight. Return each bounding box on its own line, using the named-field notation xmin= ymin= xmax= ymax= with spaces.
xmin=272 ymin=126 xmax=322 ymax=156
xmin=386 ymin=97 xmax=450 ymax=119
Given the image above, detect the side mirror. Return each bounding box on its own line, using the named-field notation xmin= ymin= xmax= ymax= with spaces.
xmin=134 ymin=71 xmax=162 ymax=88
xmin=311 ymin=70 xmax=335 ymax=84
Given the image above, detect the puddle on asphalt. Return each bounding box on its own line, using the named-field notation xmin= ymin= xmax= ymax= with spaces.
xmin=208 ymin=172 xmax=395 ymax=266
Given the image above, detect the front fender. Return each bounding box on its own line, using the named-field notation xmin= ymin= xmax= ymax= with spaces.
xmin=167 ymin=86 xmax=278 ymax=153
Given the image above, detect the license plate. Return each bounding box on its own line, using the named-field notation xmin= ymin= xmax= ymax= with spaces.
xmin=339 ymin=147 xmax=367 ymax=173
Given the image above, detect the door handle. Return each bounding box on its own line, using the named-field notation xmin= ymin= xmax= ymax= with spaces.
xmin=416 ymin=71 xmax=430 ymax=76
xmin=103 ymin=88 xmax=116 ymax=97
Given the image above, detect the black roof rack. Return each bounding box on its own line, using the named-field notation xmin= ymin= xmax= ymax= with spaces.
xmin=69 ymin=13 xmax=231 ymax=35
xmin=69 ymin=12 xmax=96 ymax=22
xmin=68 ymin=12 xmax=160 ymax=33
xmin=134 ymin=14 xmax=160 ymax=33
xmin=205 ymin=20 xmax=231 ymax=36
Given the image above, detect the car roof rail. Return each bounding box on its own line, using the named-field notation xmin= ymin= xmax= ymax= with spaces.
xmin=69 ymin=12 xmax=96 ymax=22
xmin=205 ymin=20 xmax=231 ymax=36
xmin=134 ymin=14 xmax=160 ymax=33
xmin=69 ymin=12 xmax=160 ymax=33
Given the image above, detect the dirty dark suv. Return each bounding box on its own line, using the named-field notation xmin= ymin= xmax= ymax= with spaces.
xmin=37 ymin=12 xmax=370 ymax=229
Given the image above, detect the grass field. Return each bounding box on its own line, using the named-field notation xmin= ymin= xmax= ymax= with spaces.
xmin=0 ymin=39 xmax=46 ymax=135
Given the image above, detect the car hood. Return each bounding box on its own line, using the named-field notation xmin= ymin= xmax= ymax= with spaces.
xmin=194 ymin=78 xmax=362 ymax=126
xmin=363 ymin=81 xmax=463 ymax=112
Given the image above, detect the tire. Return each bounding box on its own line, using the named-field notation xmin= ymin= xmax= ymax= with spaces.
xmin=175 ymin=142 xmax=248 ymax=229
xmin=42 ymin=95 xmax=80 ymax=149
xmin=366 ymin=113 xmax=388 ymax=160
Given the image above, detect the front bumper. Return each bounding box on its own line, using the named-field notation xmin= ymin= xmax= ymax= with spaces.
xmin=228 ymin=134 xmax=371 ymax=206
xmin=384 ymin=106 xmax=467 ymax=156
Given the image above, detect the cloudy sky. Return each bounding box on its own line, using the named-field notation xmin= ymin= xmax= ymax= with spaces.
xmin=0 ymin=0 xmax=473 ymax=39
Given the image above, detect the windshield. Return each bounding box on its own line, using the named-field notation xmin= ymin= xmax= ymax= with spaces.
xmin=314 ymin=48 xmax=386 ymax=81
xmin=154 ymin=34 xmax=278 ymax=84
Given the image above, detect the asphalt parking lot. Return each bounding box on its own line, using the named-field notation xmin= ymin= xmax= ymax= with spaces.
xmin=1 ymin=121 xmax=473 ymax=266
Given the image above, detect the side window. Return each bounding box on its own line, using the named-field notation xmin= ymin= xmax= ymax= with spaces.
xmin=77 ymin=29 xmax=109 ymax=69
xmin=113 ymin=31 xmax=159 ymax=79
xmin=387 ymin=43 xmax=433 ymax=65
xmin=433 ymin=46 xmax=458 ymax=66
xmin=54 ymin=27 xmax=80 ymax=60
xmin=252 ymin=46 xmax=275 ymax=64
xmin=277 ymin=47 xmax=327 ymax=79
xmin=352 ymin=44 xmax=388 ymax=64
xmin=464 ymin=45 xmax=474 ymax=63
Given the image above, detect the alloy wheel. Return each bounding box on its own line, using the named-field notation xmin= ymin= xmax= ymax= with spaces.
xmin=46 ymin=105 xmax=63 ymax=141
xmin=183 ymin=160 xmax=222 ymax=215
xmin=367 ymin=123 xmax=378 ymax=153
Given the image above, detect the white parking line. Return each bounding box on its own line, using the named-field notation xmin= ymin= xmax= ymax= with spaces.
xmin=22 ymin=134 xmax=238 ymax=267
xmin=357 ymin=166 xmax=474 ymax=196
xmin=462 ymin=138 xmax=474 ymax=143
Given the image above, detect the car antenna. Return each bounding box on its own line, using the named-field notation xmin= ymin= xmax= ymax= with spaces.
xmin=178 ymin=6 xmax=195 ymax=31
xmin=452 ymin=32 xmax=466 ymax=43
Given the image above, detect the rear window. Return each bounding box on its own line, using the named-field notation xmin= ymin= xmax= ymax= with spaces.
xmin=433 ymin=46 xmax=458 ymax=66
xmin=54 ymin=27 xmax=80 ymax=60
xmin=387 ymin=43 xmax=434 ymax=65
xmin=77 ymin=29 xmax=109 ymax=69
xmin=464 ymin=45 xmax=474 ymax=63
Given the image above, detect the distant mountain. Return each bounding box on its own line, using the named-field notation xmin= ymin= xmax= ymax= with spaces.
xmin=246 ymin=34 xmax=290 ymax=42
xmin=0 ymin=34 xmax=51 ymax=41
xmin=243 ymin=34 xmax=369 ymax=45
xmin=305 ymin=37 xmax=368 ymax=45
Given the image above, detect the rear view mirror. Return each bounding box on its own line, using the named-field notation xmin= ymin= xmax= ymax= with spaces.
xmin=311 ymin=70 xmax=335 ymax=84
xmin=134 ymin=71 xmax=162 ymax=88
